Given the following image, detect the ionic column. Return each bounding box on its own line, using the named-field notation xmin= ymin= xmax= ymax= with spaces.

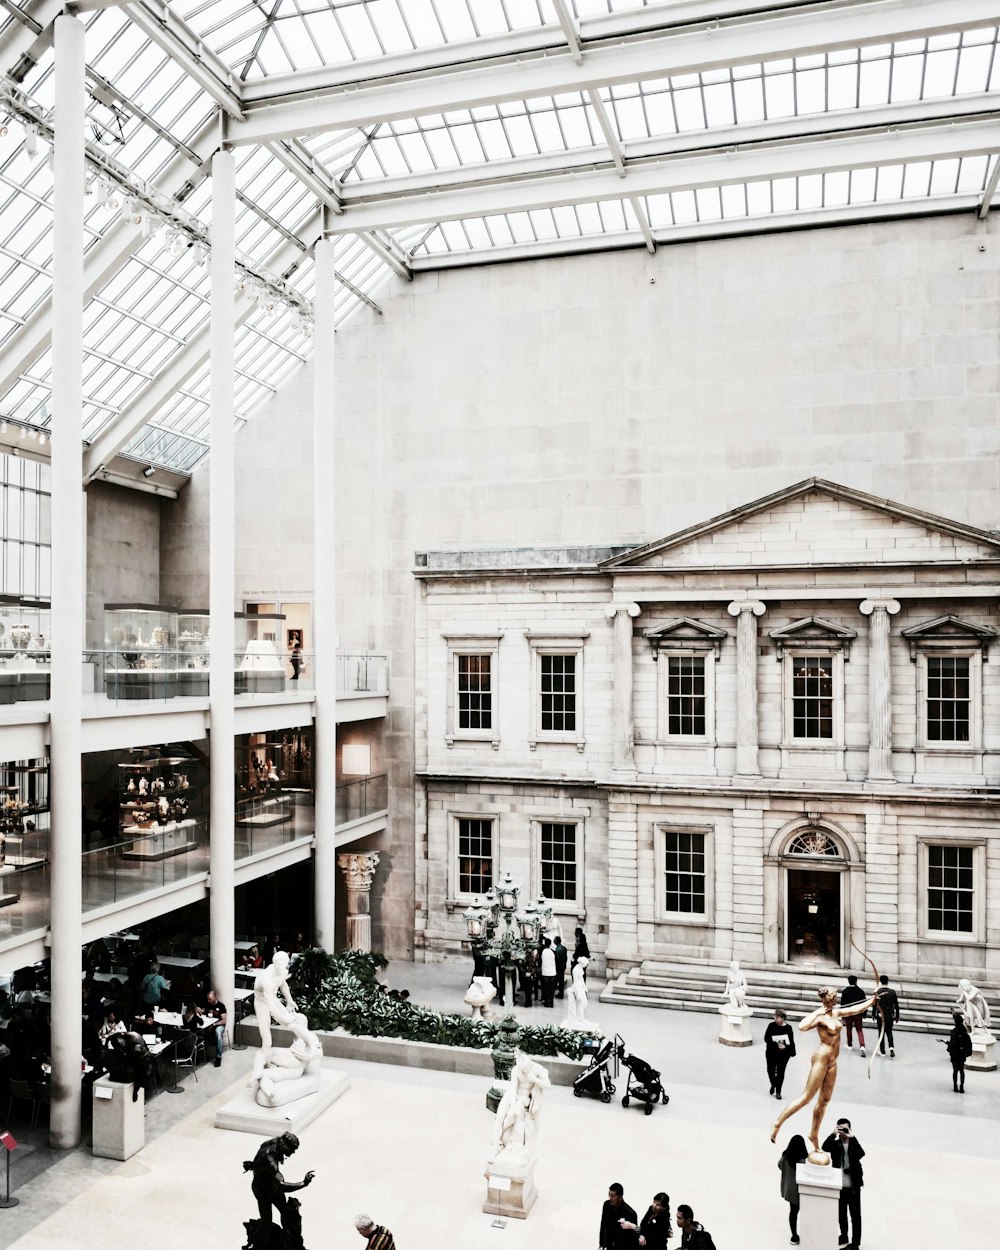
xmin=727 ymin=600 xmax=766 ymax=776
xmin=338 ymin=852 xmax=380 ymax=952
xmin=49 ymin=11 xmax=85 ymax=1150
xmin=605 ymin=602 xmax=641 ymax=773
xmin=859 ymin=598 xmax=900 ymax=781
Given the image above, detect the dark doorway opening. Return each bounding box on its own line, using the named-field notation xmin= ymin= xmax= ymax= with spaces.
xmin=787 ymin=869 xmax=841 ymax=965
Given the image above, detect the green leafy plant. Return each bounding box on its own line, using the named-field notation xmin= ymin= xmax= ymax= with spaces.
xmin=287 ymin=948 xmax=598 ymax=1059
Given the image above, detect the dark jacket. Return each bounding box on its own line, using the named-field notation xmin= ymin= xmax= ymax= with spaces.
xmin=840 ymin=983 xmax=866 ymax=1009
xmin=573 ymin=932 xmax=591 ymax=967
xmin=679 ymin=1223 xmax=716 ymax=1249
xmin=821 ymin=1132 xmax=865 ymax=1188
xmin=600 ymin=1199 xmax=638 ymax=1250
xmin=553 ymin=941 xmax=568 ymax=976
xmin=638 ymin=1205 xmax=672 ymax=1249
xmin=947 ymin=1025 xmax=973 ymax=1062
xmin=764 ymin=1021 xmax=796 ymax=1058
xmin=873 ymin=985 xmax=899 ymax=1023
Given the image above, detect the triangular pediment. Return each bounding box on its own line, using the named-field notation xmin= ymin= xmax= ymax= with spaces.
xmin=769 ymin=616 xmax=857 ymax=658
xmin=601 ymin=479 xmax=1000 ymax=570
xmin=643 ymin=617 xmax=728 ymax=656
xmin=901 ymin=614 xmax=997 ymax=659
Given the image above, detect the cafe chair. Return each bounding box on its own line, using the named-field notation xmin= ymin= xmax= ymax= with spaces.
xmin=8 ymin=1077 xmax=40 ymax=1126
xmin=174 ymin=1038 xmax=200 ymax=1083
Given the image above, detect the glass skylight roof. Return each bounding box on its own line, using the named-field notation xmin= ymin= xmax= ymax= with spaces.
xmin=0 ymin=2 xmax=997 ymax=472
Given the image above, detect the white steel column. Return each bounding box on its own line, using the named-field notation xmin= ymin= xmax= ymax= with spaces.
xmin=208 ymin=149 xmax=236 ymax=1020
xmin=313 ymin=235 xmax=337 ymax=950
xmin=860 ymin=598 xmax=901 ymax=781
xmin=605 ymin=602 xmax=641 ymax=774
xmin=48 ymin=12 xmax=86 ymax=1150
xmin=727 ymin=600 xmax=767 ymax=776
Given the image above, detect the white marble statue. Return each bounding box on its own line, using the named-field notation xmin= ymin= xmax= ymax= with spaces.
xmin=251 ymin=1012 xmax=323 ymax=1108
xmin=561 ymin=957 xmax=593 ymax=1029
xmin=250 ymin=951 xmax=299 ymax=1078
xmin=724 ymin=960 xmax=748 ymax=1010
xmin=464 ymin=975 xmax=497 ymax=1020
xmin=956 ymin=978 xmax=993 ymax=1035
xmin=489 ymin=1050 xmax=551 ymax=1164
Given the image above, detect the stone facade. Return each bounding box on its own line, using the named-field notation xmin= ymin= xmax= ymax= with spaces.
xmin=415 ymin=480 xmax=1000 ymax=981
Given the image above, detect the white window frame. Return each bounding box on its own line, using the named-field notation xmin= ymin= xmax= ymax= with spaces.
xmin=443 ymin=631 xmax=503 ymax=750
xmin=525 ymin=631 xmax=588 ymax=751
xmin=530 ymin=814 xmax=585 ymax=917
xmin=450 ymin=810 xmax=499 ymax=904
xmin=654 ymin=822 xmax=714 ymax=926
xmin=781 ymin=649 xmax=845 ymax=748
xmin=917 ymin=837 xmax=986 ymax=943
xmin=917 ymin=649 xmax=982 ymax=752
xmin=657 ymin=648 xmax=716 ymax=744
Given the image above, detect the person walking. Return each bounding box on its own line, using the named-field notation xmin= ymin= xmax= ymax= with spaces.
xmin=943 ymin=1011 xmax=973 ymax=1092
xmin=599 ymin=1182 xmax=638 ymax=1250
xmin=573 ymin=927 xmax=591 ymax=978
xmin=289 ymin=634 xmax=303 ymax=681
xmin=140 ymin=962 xmax=170 ymax=1012
xmin=839 ymin=976 xmax=867 ymax=1056
xmin=354 ymin=1214 xmax=396 ymax=1250
xmin=821 ymin=1117 xmax=865 ymax=1250
xmin=623 ymin=1193 xmax=671 ymax=1248
xmin=874 ymin=974 xmax=900 ymax=1056
xmin=674 ymin=1205 xmax=716 ymax=1249
xmin=778 ymin=1134 xmax=807 ymax=1244
xmin=553 ymin=934 xmax=568 ymax=998
xmin=764 ymin=1008 xmax=796 ymax=1098
xmin=540 ymin=937 xmax=557 ymax=1008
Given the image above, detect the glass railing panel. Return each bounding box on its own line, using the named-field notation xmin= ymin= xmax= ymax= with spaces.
xmin=335 ymin=773 xmax=388 ymax=826
xmin=82 ymin=818 xmax=208 ymax=910
xmin=235 ymin=788 xmax=315 ymax=860
xmin=234 ymin=651 xmax=315 ymax=696
xmin=0 ymin=859 xmax=50 ymax=943
xmin=337 ymin=653 xmax=387 ymax=695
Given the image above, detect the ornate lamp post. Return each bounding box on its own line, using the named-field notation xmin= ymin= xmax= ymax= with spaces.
xmin=463 ymin=871 xmax=553 ymax=1111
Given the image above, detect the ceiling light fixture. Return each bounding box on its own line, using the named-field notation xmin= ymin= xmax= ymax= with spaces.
xmin=142 ymin=465 xmax=155 ymax=478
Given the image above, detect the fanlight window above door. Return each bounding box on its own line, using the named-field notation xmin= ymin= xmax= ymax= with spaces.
xmin=787 ymin=830 xmax=842 ymax=858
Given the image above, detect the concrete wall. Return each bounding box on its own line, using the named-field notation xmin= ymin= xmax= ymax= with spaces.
xmin=161 ymin=210 xmax=1000 ymax=960
xmin=159 ymin=467 xmax=210 ymax=613
xmin=85 ymin=481 xmax=161 ymax=650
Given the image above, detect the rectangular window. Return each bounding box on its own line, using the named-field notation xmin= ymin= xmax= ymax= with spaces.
xmin=457 ymin=654 xmax=492 ymax=731
xmin=540 ymin=653 xmax=576 ymax=733
xmin=458 ymin=817 xmax=493 ymax=895
xmin=792 ymin=655 xmax=833 ymax=739
xmin=664 ymin=830 xmax=706 ymax=914
xmin=926 ymin=656 xmax=970 ymax=742
xmin=540 ymin=822 xmax=577 ymax=902
xmin=927 ymin=844 xmax=974 ymax=933
xmin=666 ymin=655 xmax=706 ymax=736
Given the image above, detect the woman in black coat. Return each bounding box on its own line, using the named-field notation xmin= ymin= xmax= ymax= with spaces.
xmin=944 ymin=1012 xmax=973 ymax=1092
xmin=572 ymin=927 xmax=590 ymax=977
xmin=637 ymin=1193 xmax=672 ymax=1247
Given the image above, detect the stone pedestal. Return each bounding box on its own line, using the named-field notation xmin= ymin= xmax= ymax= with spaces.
xmin=91 ymin=1077 xmax=145 ymax=1161
xmin=795 ymin=1161 xmax=843 ymax=1250
xmin=718 ymin=1004 xmax=753 ymax=1046
xmin=337 ymin=851 xmax=379 ymax=952
xmin=966 ymin=1031 xmax=997 ymax=1071
xmin=483 ymin=1155 xmax=537 ymax=1219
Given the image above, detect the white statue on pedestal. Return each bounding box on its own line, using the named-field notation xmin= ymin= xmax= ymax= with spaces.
xmin=251 ymin=1012 xmax=323 ymax=1108
xmin=464 ymin=975 xmax=497 ymax=1020
xmin=250 ymin=951 xmax=298 ymax=1080
xmin=489 ymin=1051 xmax=551 ymax=1164
xmin=561 ymin=957 xmax=594 ymax=1029
xmin=724 ymin=960 xmax=749 ymax=1010
xmin=956 ymin=978 xmax=993 ymax=1035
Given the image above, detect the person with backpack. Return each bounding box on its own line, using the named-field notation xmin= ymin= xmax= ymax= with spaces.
xmin=675 ymin=1205 xmax=716 ymax=1249
xmin=777 ymin=1134 xmax=808 ymax=1244
xmin=942 ymin=1011 xmax=973 ymax=1092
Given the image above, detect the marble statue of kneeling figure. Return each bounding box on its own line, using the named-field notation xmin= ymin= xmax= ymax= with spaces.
xmin=251 ymin=1013 xmax=324 ymax=1108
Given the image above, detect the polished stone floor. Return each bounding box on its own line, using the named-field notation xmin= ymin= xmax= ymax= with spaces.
xmin=1 ymin=959 xmax=998 ymax=1250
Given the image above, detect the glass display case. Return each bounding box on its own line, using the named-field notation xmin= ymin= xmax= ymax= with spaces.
xmin=117 ymin=750 xmax=204 ymax=861
xmin=0 ymin=596 xmax=51 ymax=704
xmin=235 ymin=611 xmax=286 ymax=694
xmin=104 ymin=604 xmax=179 ymax=700
xmin=176 ymin=610 xmax=210 ymax=696
xmin=0 ymin=758 xmax=49 ymax=872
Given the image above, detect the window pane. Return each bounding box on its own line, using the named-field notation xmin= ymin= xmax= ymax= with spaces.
xmin=666 ymin=654 xmax=706 ymax=736
xmin=540 ymin=821 xmax=577 ymax=901
xmin=458 ymin=818 xmax=493 ymax=894
xmin=792 ymin=654 xmax=834 ymax=739
xmin=540 ymin=653 xmax=576 ymax=732
xmin=927 ymin=844 xmax=974 ymax=933
xmin=457 ymin=653 xmax=492 ymax=730
xmin=664 ymin=830 xmax=706 ymax=914
xmin=926 ymin=656 xmax=971 ymax=742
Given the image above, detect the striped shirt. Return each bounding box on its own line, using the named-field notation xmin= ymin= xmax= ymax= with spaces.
xmin=366 ymin=1226 xmax=396 ymax=1250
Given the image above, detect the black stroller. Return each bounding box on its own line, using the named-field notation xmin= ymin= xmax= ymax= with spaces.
xmin=572 ymin=1036 xmax=623 ymax=1103
xmin=620 ymin=1049 xmax=667 ymax=1115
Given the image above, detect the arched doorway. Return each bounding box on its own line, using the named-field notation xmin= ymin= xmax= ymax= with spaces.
xmin=783 ymin=828 xmax=844 ymax=966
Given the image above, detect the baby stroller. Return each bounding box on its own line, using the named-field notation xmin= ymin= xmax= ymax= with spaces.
xmin=620 ymin=1049 xmax=667 ymax=1115
xmin=572 ymin=1035 xmax=623 ymax=1103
